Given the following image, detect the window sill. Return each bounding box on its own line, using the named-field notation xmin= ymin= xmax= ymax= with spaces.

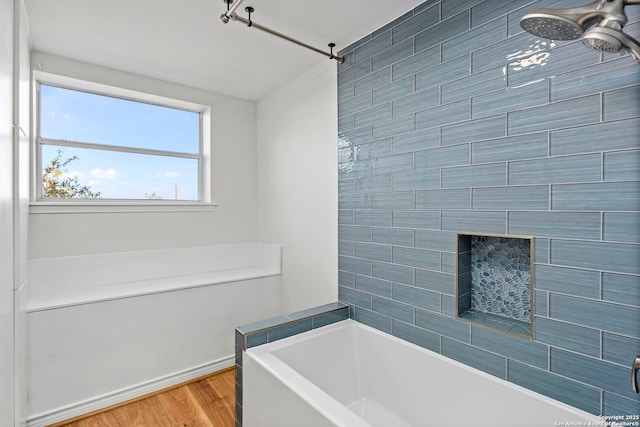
xmin=29 ymin=200 xmax=219 ymax=214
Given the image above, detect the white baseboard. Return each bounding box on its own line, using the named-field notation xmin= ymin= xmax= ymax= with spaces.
xmin=26 ymin=355 xmax=235 ymax=427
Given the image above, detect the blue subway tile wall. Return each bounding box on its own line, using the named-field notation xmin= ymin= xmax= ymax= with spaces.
xmin=337 ymin=0 xmax=640 ymax=417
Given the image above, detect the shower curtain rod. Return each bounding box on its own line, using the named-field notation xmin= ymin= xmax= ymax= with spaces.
xmin=220 ymin=0 xmax=345 ymax=63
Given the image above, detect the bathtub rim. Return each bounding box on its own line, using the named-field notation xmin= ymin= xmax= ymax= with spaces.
xmin=245 ymin=318 xmax=602 ymax=426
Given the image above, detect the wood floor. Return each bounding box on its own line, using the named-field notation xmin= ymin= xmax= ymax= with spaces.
xmin=52 ymin=368 xmax=235 ymax=427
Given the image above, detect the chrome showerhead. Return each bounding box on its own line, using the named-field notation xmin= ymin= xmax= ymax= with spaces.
xmin=520 ymin=0 xmax=627 ymax=40
xmin=582 ymin=22 xmax=640 ymax=62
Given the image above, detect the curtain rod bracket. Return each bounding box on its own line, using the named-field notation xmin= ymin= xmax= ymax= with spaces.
xmin=219 ymin=0 xmax=344 ymax=63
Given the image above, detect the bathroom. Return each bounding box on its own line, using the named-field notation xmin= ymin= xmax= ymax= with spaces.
xmin=1 ymin=0 xmax=639 ymax=426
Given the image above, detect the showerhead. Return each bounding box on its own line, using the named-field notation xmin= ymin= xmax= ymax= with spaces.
xmin=582 ymin=23 xmax=640 ymax=62
xmin=520 ymin=0 xmax=627 ymax=40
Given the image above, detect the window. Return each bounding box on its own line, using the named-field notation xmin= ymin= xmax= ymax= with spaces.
xmin=34 ymin=77 xmax=212 ymax=211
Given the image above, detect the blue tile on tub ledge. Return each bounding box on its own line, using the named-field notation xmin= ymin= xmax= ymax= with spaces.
xmin=267 ymin=319 xmax=313 ymax=342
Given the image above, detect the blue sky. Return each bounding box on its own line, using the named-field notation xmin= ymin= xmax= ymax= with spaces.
xmin=40 ymin=85 xmax=200 ymax=200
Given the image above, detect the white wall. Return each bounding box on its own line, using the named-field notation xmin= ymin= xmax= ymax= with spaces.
xmin=256 ymin=60 xmax=338 ymax=312
xmin=28 ymin=52 xmax=258 ymax=258
xmin=0 ymin=0 xmax=16 ymax=425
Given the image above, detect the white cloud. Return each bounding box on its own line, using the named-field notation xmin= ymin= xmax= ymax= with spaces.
xmin=163 ymin=171 xmax=182 ymax=178
xmin=90 ymin=168 xmax=120 ymax=180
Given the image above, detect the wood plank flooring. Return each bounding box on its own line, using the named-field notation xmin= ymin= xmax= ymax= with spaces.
xmin=52 ymin=368 xmax=235 ymax=427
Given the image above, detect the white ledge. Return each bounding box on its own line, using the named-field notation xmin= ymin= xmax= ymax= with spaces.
xmin=26 ymin=266 xmax=280 ymax=312
xmin=30 ymin=201 xmax=219 ymax=214
xmin=27 ymin=243 xmax=282 ymax=312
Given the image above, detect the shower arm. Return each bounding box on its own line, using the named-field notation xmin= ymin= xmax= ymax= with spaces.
xmin=220 ymin=0 xmax=345 ymax=64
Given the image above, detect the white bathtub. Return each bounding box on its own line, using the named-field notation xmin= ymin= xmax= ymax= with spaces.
xmin=243 ymin=319 xmax=603 ymax=427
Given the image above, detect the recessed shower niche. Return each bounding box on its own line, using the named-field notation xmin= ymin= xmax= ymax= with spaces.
xmin=456 ymin=233 xmax=534 ymax=339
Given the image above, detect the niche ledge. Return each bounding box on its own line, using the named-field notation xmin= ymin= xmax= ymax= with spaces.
xmin=456 ymin=233 xmax=534 ymax=339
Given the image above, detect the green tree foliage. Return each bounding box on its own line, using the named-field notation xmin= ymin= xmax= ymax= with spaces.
xmin=42 ymin=148 xmax=102 ymax=199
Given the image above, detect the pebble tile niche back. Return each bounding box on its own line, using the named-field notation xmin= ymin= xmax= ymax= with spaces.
xmin=456 ymin=233 xmax=534 ymax=339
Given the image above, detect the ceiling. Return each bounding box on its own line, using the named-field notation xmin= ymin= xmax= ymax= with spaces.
xmin=24 ymin=0 xmax=426 ymax=101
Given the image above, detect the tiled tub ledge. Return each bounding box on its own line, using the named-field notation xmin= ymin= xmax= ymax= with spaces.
xmin=27 ymin=243 xmax=281 ymax=312
xmin=234 ymin=302 xmax=350 ymax=427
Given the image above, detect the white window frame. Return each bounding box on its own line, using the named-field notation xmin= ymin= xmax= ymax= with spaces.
xmin=31 ymin=71 xmax=215 ymax=214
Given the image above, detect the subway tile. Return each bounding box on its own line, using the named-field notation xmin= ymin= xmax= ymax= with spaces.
xmin=338 ymin=193 xmax=372 ymax=209
xmin=415 ymin=144 xmax=470 ymax=169
xmin=355 ymin=242 xmax=392 ymax=263
xmin=552 ymin=182 xmax=640 ymax=211
xmin=338 ymin=177 xmax=355 ymax=194
xmin=473 ymin=185 xmax=549 ymax=210
xmin=373 ymin=10 xmax=414 ymax=39
xmin=508 ymin=40 xmax=600 ymax=88
xmin=338 ymin=114 xmax=354 ymax=132
xmin=392 ymin=319 xmax=441 ymax=353
xmin=471 ymin=132 xmax=548 ymax=164
xmin=509 ymin=211 xmax=601 ymax=241
xmin=312 ymin=309 xmax=350 ymax=329
xmin=508 ymin=360 xmax=601 ymax=415
xmin=441 ymin=66 xmax=506 ymax=104
xmin=245 ymin=331 xmax=267 ymax=349
xmin=416 ymin=188 xmax=471 ymax=210
xmin=535 ymin=238 xmax=549 ymax=264
xmin=353 ymin=307 xmax=392 ymax=333
xmin=338 ymin=209 xmax=354 ymax=226
xmin=356 ymin=138 xmax=393 ymax=160
xmin=472 ymin=324 xmax=548 ymax=369
xmin=603 ymin=85 xmax=640 ymax=121
xmin=472 ymin=30 xmax=540 ymax=72
xmin=534 ymin=317 xmax=600 ymax=358
xmin=442 ymin=115 xmax=506 ymax=146
xmin=373 ymin=114 xmax=415 ymax=139
xmin=393 ymin=86 xmax=439 ymax=118
xmin=416 ymin=269 xmax=456 ymax=295
xmin=442 ymin=210 xmax=506 ymax=234
xmin=535 ymin=290 xmax=548 ymax=317
xmin=550 ymin=118 xmax=640 ymax=156
xmin=355 ymin=210 xmax=392 ymax=227
xmin=372 ymin=153 xmax=413 ymax=174
xmin=602 ymin=272 xmax=640 ymax=307
xmin=552 ymin=239 xmax=640 ymax=275
xmin=415 ymin=55 xmax=471 ymax=92
xmin=441 ymin=1 xmax=479 ymax=20
xmin=338 ymin=225 xmax=372 ymax=242
xmin=355 ymin=103 xmax=392 ymax=128
xmin=509 ymin=154 xmax=601 ymax=185
xmin=603 ymin=392 xmax=640 ymax=418
xmin=550 ymin=294 xmax=640 ymax=339
xmin=443 ymin=17 xmax=507 ymax=62
xmin=472 ymin=78 xmax=548 ymax=119
xmin=339 ymin=92 xmax=372 ymax=117
xmin=602 ymin=332 xmax=640 ymax=367
xmin=604 ymin=149 xmax=640 ymax=182
xmin=339 ymin=271 xmax=355 ymax=288
xmin=355 ymin=174 xmax=391 ymax=193
xmin=373 ymin=191 xmax=415 ymax=209
xmin=551 ymin=57 xmax=640 ymax=102
xmin=372 ymin=261 xmax=414 ymax=286
xmin=415 ymin=230 xmax=457 ymax=252
xmin=442 ymin=337 xmax=506 ymax=379
xmin=551 ymin=348 xmax=640 ymax=401
xmin=392 ymin=128 xmax=440 ymax=154
xmin=393 ymin=246 xmax=440 ymax=270
xmin=392 ymin=45 xmax=440 ymax=82
xmin=237 ymin=315 xmax=290 ymax=334
xmin=372 ymin=227 xmax=414 ymax=247
xmin=392 ymin=210 xmax=441 ymax=229
xmin=355 ymin=67 xmax=392 ymax=96
xmin=441 ymin=252 xmax=457 ymax=274
xmin=416 ymin=308 xmax=471 ymax=343
xmin=604 ymin=212 xmax=640 ymax=244
xmin=372 ymin=38 xmax=414 ymax=72
xmin=393 ymin=169 xmax=440 ymax=191
xmin=441 ymin=294 xmax=456 ymax=316
xmin=508 ymin=95 xmax=601 ymax=135
xmin=338 ymin=60 xmax=371 ymax=88
xmin=472 ymin=0 xmax=532 ymax=29
xmin=416 ymin=100 xmax=471 ymax=129
xmin=372 ymin=295 xmax=414 ymax=323
xmin=372 ymin=76 xmax=414 ymax=106
xmin=267 ymin=319 xmax=312 ymax=342
xmin=354 ymin=31 xmax=391 ymax=64
xmin=339 ymin=285 xmax=372 ymax=309
xmin=534 ymin=264 xmax=600 ymax=299
xmin=392 ymin=4 xmax=440 ymax=44
xmin=356 ymin=274 xmax=392 ymax=298
xmin=442 ymin=163 xmax=506 ymax=188
xmin=338 ymin=240 xmax=354 ymax=256
xmin=339 ymin=127 xmax=373 ymax=148
xmin=415 ymin=11 xmax=470 ymax=54
xmin=338 ymin=256 xmax=372 ymax=276
xmin=393 ymin=283 xmax=441 ymax=312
